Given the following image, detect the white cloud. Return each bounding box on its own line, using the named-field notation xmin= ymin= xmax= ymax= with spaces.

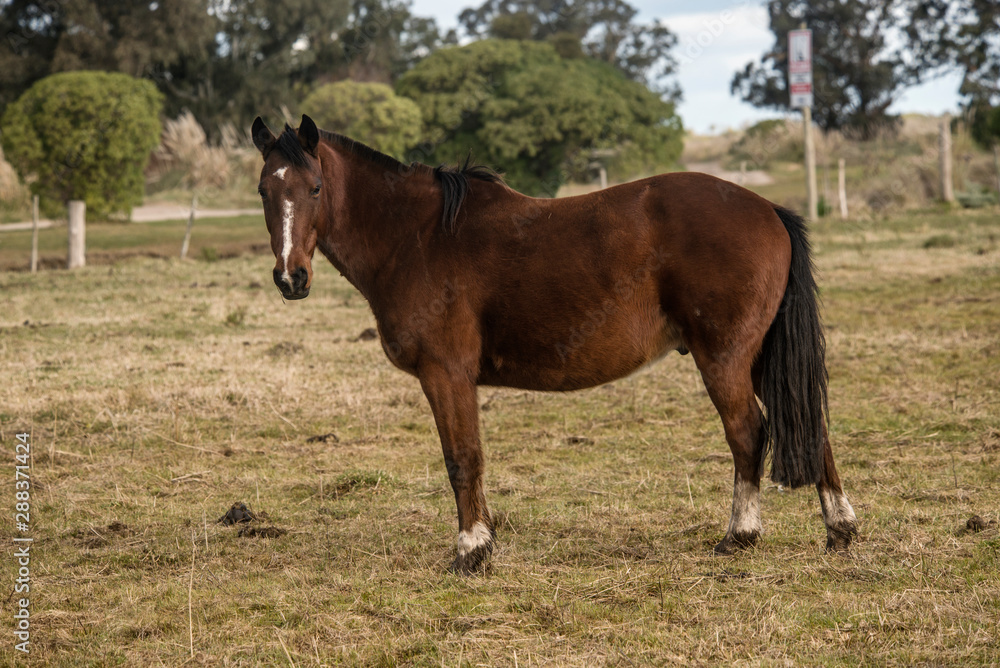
xmin=663 ymin=6 xmax=779 ymax=133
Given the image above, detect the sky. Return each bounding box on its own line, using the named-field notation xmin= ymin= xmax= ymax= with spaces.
xmin=409 ymin=0 xmax=965 ymax=135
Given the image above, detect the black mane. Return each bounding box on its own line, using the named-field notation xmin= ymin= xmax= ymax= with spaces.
xmin=271 ymin=124 xmax=310 ymax=167
xmin=270 ymin=125 xmax=504 ymax=234
xmin=433 ymin=157 xmax=505 ymax=234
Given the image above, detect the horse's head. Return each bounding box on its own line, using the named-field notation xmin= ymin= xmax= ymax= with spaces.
xmin=251 ymin=114 xmax=325 ymax=300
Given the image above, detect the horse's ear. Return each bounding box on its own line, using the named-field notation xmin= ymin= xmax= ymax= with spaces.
xmin=299 ymin=114 xmax=319 ymax=155
xmin=252 ymin=116 xmax=276 ymax=155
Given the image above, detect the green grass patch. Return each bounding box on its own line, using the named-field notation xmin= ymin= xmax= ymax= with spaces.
xmin=0 ymin=213 xmax=265 ymax=270
xmin=924 ymin=233 xmax=956 ymax=249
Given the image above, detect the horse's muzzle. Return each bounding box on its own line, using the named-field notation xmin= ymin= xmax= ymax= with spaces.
xmin=274 ymin=267 xmax=310 ymax=300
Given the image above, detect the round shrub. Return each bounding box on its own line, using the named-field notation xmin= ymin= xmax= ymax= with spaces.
xmin=300 ymin=81 xmax=422 ymax=159
xmin=1 ymin=71 xmax=163 ymax=219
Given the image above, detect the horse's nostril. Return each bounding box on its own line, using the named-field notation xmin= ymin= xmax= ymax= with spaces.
xmin=273 ymin=268 xmax=284 ymax=288
xmin=292 ymin=267 xmax=309 ymax=290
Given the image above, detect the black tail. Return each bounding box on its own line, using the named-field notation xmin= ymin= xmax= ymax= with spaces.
xmin=758 ymin=206 xmax=828 ymax=488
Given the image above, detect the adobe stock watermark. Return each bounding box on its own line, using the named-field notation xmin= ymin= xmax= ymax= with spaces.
xmin=5 ymin=0 xmax=64 ymax=56
xmin=554 ymin=245 xmax=672 ymax=363
xmin=676 ymin=0 xmax=760 ymax=66
xmin=341 ymin=5 xmax=396 ymax=63
xmin=12 ymin=431 xmax=33 ymax=654
xmin=383 ymin=277 xmax=467 ymax=363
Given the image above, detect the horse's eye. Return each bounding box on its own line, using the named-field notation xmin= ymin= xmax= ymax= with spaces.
xmin=311 ymin=185 xmax=321 ymax=197
xmin=258 ymin=187 xmax=267 ymax=200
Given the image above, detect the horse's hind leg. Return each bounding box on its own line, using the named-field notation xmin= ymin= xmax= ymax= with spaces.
xmin=696 ymin=354 xmax=767 ymax=554
xmin=817 ymin=427 xmax=858 ymax=551
xmin=418 ymin=362 xmax=495 ymax=574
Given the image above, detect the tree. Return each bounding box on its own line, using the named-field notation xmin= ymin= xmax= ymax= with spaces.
xmin=174 ymin=0 xmax=445 ymax=132
xmin=731 ymin=0 xmax=922 ymax=138
xmin=0 ymin=0 xmax=216 ymax=116
xmin=457 ymin=0 xmax=677 ymax=93
xmin=903 ymin=0 xmax=1000 ymax=105
xmin=332 ymin=0 xmax=453 ymax=83
xmin=396 ymin=39 xmax=683 ymax=195
xmin=301 ymin=81 xmax=421 ymax=157
xmin=969 ymin=103 xmax=1000 ymax=150
xmin=203 ymin=0 xmax=351 ymax=129
xmin=1 ymin=71 xmax=163 ymax=218
xmin=0 ymin=1 xmax=450 ymax=135
xmin=967 ymin=101 xmax=1000 ymax=199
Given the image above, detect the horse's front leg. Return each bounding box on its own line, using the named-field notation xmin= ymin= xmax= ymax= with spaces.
xmin=418 ymin=362 xmax=494 ymax=574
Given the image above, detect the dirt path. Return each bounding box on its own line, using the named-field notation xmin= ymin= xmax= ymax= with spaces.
xmin=0 ymin=204 xmax=260 ymax=232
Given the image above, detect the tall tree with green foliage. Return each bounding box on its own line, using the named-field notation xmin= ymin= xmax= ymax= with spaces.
xmin=203 ymin=0 xmax=350 ymax=129
xmin=457 ymin=0 xmax=677 ymax=93
xmin=333 ymin=0 xmax=452 ymax=83
xmin=1 ymin=71 xmax=163 ymax=218
xmin=731 ymin=0 xmax=922 ymax=138
xmin=166 ymin=0 xmax=445 ymax=132
xmin=967 ymin=101 xmax=1000 ymax=199
xmin=0 ymin=0 xmax=215 ymax=114
xmin=301 ymin=81 xmax=421 ymax=157
xmin=903 ymin=0 xmax=1000 ymax=105
xmin=970 ymin=104 xmax=1000 ymax=149
xmin=396 ymin=39 xmax=682 ymax=195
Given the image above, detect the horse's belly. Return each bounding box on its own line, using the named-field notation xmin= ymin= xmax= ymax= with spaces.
xmin=478 ymin=305 xmax=683 ymax=391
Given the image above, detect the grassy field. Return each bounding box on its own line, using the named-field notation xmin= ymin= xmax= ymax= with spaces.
xmin=0 ymin=206 xmax=998 ymax=666
xmin=0 ymin=214 xmax=267 ymax=272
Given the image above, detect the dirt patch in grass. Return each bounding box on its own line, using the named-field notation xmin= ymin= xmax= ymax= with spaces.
xmin=237 ymin=525 xmax=288 ymax=538
xmin=72 ymin=522 xmax=133 ymax=548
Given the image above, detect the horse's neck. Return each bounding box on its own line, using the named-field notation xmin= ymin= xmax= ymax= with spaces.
xmin=316 ymin=141 xmax=438 ymax=302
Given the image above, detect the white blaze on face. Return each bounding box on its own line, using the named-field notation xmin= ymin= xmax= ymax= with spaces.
xmin=457 ymin=522 xmax=492 ymax=557
xmin=273 ymin=166 xmax=288 ymax=180
xmin=280 ymin=199 xmax=294 ymax=286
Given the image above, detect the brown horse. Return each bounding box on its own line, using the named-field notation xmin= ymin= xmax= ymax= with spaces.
xmin=251 ymin=114 xmax=858 ymax=573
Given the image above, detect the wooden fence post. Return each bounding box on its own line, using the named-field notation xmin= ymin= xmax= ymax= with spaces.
xmin=940 ymin=115 xmax=955 ymax=204
xmin=67 ymin=200 xmax=86 ymax=269
xmin=181 ymin=194 xmax=197 ymax=259
xmin=30 ymin=194 xmax=39 ymax=273
xmin=993 ymin=144 xmax=1000 ymax=201
xmin=838 ymin=158 xmax=848 ymax=219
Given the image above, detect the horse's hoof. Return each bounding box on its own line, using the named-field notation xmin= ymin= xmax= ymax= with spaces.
xmin=713 ymin=532 xmax=757 ymax=555
xmin=825 ymin=522 xmax=858 ymax=553
xmin=448 ymin=541 xmax=493 ymax=575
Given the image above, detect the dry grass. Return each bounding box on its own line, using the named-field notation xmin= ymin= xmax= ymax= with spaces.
xmin=0 ymin=145 xmax=31 ymax=222
xmin=153 ymin=111 xmax=233 ymax=189
xmin=146 ymin=112 xmax=261 ymax=209
xmin=0 ymin=208 xmax=997 ymax=665
xmin=683 ymin=114 xmax=1000 ymax=218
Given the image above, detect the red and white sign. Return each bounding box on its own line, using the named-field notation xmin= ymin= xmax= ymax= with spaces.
xmin=788 ymin=29 xmax=813 ymax=109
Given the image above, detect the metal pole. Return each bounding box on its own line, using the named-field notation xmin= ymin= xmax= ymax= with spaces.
xmin=30 ymin=194 xmax=39 ymax=273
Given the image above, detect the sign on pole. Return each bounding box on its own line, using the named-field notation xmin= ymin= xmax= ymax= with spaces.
xmin=788 ymin=29 xmax=813 ymax=109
